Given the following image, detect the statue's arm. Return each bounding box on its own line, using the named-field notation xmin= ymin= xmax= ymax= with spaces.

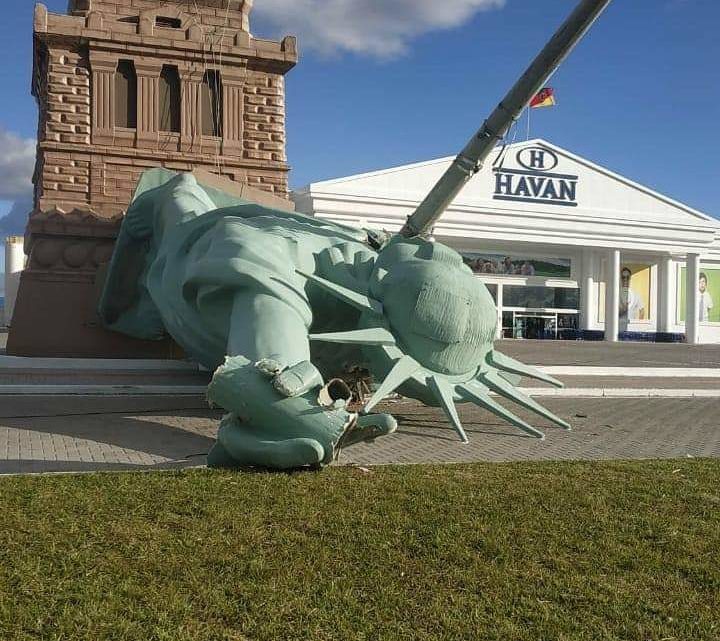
xmin=206 ymin=290 xmax=336 ymax=468
xmin=206 ymin=289 xmax=396 ymax=469
xmin=225 ymin=291 xmax=311 ymax=366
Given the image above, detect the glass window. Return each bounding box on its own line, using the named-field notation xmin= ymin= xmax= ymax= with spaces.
xmin=159 ymin=65 xmax=181 ymax=133
xmin=115 ymin=60 xmax=137 ymax=128
xmin=502 ymin=311 xmax=514 ymax=339
xmin=484 ymin=283 xmax=498 ymax=303
xmin=462 ymin=252 xmax=571 ymax=278
xmin=503 ymin=285 xmax=579 ymax=310
xmin=201 ymin=70 xmax=223 ymax=137
xmin=558 ymin=313 xmax=578 ymax=330
xmin=156 ymin=16 xmax=182 ymax=28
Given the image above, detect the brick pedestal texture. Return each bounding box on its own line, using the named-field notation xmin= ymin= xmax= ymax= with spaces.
xmin=9 ymin=0 xmax=298 ymax=357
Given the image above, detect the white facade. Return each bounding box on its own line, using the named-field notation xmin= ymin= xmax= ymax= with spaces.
xmin=293 ymin=139 xmax=720 ymax=344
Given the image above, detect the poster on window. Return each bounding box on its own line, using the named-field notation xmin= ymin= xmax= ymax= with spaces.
xmin=462 ymin=253 xmax=571 ymax=278
xmin=598 ymin=263 xmax=651 ymax=323
xmin=678 ymin=267 xmax=720 ymax=323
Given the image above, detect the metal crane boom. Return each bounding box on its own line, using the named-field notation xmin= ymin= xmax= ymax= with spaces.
xmin=399 ymin=0 xmax=613 ymax=238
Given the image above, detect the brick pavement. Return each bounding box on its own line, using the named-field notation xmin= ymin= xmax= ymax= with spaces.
xmin=339 ymin=397 xmax=720 ymax=466
xmin=1 ymin=394 xmax=719 ymax=474
xmin=521 ymin=375 xmax=720 ymax=389
xmin=496 ymin=339 xmax=720 ymax=368
xmin=0 ymin=396 xmax=218 ymax=474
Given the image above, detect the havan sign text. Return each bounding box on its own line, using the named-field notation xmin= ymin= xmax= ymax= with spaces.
xmin=493 ymin=147 xmax=579 ymax=208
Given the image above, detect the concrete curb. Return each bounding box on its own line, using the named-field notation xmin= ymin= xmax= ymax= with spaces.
xmin=2 ymin=357 xmax=716 ymax=378
xmin=0 ymin=385 xmax=208 ymax=396
xmin=541 ymin=366 xmax=720 ymax=378
xmin=0 ymin=356 xmax=201 ymax=371
xmin=0 ymin=385 xmax=718 ymax=398
xmin=525 ymin=388 xmax=720 ymax=398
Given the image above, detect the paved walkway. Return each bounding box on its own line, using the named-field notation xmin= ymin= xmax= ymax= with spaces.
xmin=496 ymin=339 xmax=720 ymax=368
xmin=341 ymin=397 xmax=720 ymax=466
xmin=0 ymin=396 xmax=217 ymax=473
xmin=1 ymin=394 xmax=719 ymax=474
xmin=1 ymin=339 xmax=718 ymax=474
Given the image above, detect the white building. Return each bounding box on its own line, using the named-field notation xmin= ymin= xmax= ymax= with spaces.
xmin=292 ymin=139 xmax=720 ymax=344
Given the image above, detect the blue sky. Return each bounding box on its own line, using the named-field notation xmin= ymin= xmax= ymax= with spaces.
xmin=0 ymin=0 xmax=718 ymax=232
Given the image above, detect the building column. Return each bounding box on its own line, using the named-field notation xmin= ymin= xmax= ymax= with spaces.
xmin=686 ymin=252 xmax=701 ymax=344
xmin=605 ymin=249 xmax=621 ymax=342
xmin=135 ymin=61 xmax=162 ymax=148
xmin=657 ymin=255 xmax=674 ymax=333
xmin=579 ymin=250 xmax=595 ymax=330
xmin=4 ymin=236 xmax=25 ymax=326
xmin=495 ymin=283 xmax=504 ymax=340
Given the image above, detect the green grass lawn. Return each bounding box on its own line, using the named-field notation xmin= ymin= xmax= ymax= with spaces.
xmin=1 ymin=460 xmax=719 ymax=641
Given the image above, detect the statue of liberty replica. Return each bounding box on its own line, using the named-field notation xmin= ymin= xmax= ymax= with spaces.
xmin=99 ymin=0 xmax=612 ymax=470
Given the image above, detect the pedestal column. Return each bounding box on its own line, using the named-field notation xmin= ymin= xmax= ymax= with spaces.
xmin=89 ymin=54 xmax=117 ymax=145
xmin=222 ymin=68 xmax=247 ymax=156
xmin=604 ymin=249 xmax=620 ymax=342
xmin=181 ymin=65 xmax=204 ymax=152
xmin=135 ymin=61 xmax=162 ymax=149
xmin=686 ymin=253 xmax=701 ymax=344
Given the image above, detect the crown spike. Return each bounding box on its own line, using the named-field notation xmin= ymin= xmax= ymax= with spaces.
xmin=428 ymin=375 xmax=469 ymax=443
xmin=363 ymin=355 xmax=422 ymax=413
xmin=480 ymin=371 xmax=571 ymax=431
xmin=309 ymin=328 xmax=397 ymax=346
xmin=487 ymin=350 xmax=563 ymax=388
xmin=297 ymin=270 xmax=384 ymax=315
xmin=459 ymin=381 xmax=545 ymax=439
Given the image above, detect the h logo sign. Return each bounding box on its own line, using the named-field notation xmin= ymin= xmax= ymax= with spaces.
xmin=528 ymin=149 xmax=546 ymax=169
xmin=493 ymin=145 xmax=579 ymax=208
xmin=516 ymin=146 xmax=560 ymax=172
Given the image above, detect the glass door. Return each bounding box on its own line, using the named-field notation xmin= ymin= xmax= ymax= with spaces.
xmin=511 ymin=313 xmax=557 ymax=339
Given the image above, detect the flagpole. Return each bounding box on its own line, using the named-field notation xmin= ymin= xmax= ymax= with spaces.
xmin=526 ymin=107 xmax=531 ymax=141
xmin=399 ymin=0 xmax=613 ymax=238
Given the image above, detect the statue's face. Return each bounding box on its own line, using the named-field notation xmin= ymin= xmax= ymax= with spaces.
xmin=369 ymin=238 xmax=497 ymax=376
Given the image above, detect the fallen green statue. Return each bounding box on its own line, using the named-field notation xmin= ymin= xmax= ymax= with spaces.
xmin=99 ymin=0 xmax=613 ymax=469
xmin=99 ymin=169 xmax=568 ymax=470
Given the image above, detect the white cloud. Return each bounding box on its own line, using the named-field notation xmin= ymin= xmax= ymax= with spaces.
xmin=254 ymin=0 xmax=506 ymax=57
xmin=0 ymin=128 xmax=35 ymax=201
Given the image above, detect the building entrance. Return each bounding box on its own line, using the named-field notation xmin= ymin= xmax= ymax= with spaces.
xmin=503 ymin=311 xmax=579 ymax=339
xmin=513 ymin=313 xmax=556 ymax=339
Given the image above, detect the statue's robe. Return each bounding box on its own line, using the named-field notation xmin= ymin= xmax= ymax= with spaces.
xmin=99 ymin=170 xmax=376 ymax=371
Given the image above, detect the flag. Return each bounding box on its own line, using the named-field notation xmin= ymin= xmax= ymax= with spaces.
xmin=530 ymin=87 xmax=556 ymax=109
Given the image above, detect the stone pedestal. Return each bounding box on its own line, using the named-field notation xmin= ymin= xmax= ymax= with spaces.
xmin=9 ymin=0 xmax=297 ymax=357
xmin=7 ymin=209 xmax=181 ymax=357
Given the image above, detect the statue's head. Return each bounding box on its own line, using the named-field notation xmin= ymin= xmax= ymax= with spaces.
xmin=367 ymin=237 xmax=497 ymax=377
xmin=304 ymin=234 xmax=558 ymax=436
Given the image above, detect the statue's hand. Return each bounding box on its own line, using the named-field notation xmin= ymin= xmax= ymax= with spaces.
xmin=123 ymin=202 xmax=155 ymax=240
xmin=271 ymin=360 xmax=324 ymax=398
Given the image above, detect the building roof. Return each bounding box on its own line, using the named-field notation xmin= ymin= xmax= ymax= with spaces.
xmin=294 ymin=139 xmax=720 ymax=256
